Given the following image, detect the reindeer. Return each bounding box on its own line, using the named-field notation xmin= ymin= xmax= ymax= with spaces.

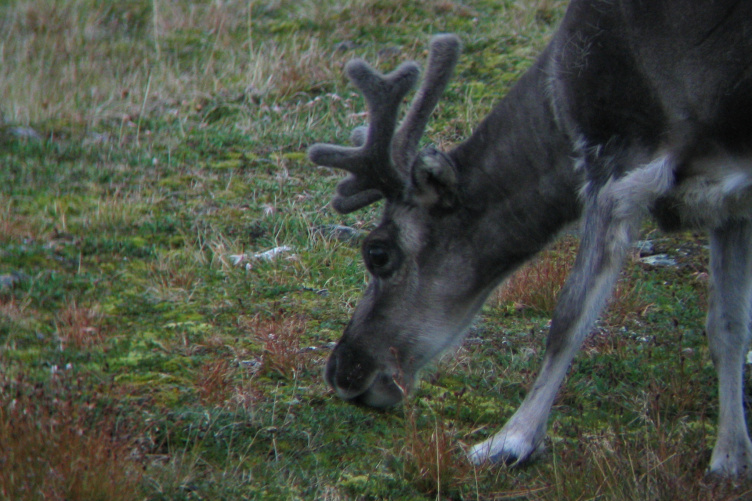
xmin=308 ymin=0 xmax=752 ymax=477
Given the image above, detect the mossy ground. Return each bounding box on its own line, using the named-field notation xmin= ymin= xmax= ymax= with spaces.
xmin=1 ymin=0 xmax=751 ymax=499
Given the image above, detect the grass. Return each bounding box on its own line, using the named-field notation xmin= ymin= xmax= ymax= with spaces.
xmin=1 ymin=0 xmax=752 ymax=499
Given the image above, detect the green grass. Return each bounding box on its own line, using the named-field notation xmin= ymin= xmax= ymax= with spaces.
xmin=1 ymin=0 xmax=752 ymax=499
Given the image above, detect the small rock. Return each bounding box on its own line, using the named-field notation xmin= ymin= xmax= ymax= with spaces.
xmin=633 ymin=240 xmax=654 ymax=255
xmin=9 ymin=126 xmax=41 ymax=140
xmin=240 ymin=359 xmax=262 ymax=372
xmin=518 ymin=347 xmax=537 ymax=359
xmin=334 ymin=40 xmax=359 ymax=52
xmin=639 ymin=254 xmax=677 ymax=267
xmin=244 ymin=84 xmax=264 ymax=104
xmin=313 ymin=224 xmax=365 ymax=244
xmin=85 ymin=132 xmax=110 ymax=145
xmin=463 ymin=337 xmax=485 ymax=346
xmin=254 ymin=246 xmax=293 ymax=261
xmin=229 ymin=254 xmax=245 ymax=266
xmin=229 ymin=246 xmax=295 ymax=267
xmin=0 ymin=271 xmax=27 ymax=289
xmin=377 ymin=46 xmax=402 ymax=58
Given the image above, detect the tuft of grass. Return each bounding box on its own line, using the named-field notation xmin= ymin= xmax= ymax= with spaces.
xmin=399 ymin=400 xmax=476 ymax=498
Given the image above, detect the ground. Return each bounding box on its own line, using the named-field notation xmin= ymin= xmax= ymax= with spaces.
xmin=1 ymin=0 xmax=751 ymax=499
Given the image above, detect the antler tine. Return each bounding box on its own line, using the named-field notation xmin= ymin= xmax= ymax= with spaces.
xmin=392 ymin=34 xmax=461 ymax=171
xmin=308 ymin=59 xmax=420 ymax=213
xmin=331 ymin=126 xmax=383 ymax=213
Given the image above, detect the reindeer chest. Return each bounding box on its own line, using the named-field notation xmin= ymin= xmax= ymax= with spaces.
xmin=651 ymin=155 xmax=752 ymax=231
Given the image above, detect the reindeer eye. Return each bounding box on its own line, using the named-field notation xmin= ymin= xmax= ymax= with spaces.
xmin=363 ymin=235 xmax=401 ymax=277
xmin=367 ymin=245 xmax=390 ymax=269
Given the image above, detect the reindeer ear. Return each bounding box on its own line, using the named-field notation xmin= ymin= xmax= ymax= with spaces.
xmin=411 ymin=148 xmax=458 ymax=209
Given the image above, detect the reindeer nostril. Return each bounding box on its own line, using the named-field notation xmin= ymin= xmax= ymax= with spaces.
xmin=323 ymin=342 xmax=407 ymax=408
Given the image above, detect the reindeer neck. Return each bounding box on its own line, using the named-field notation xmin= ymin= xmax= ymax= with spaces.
xmin=448 ymin=51 xmax=583 ymax=276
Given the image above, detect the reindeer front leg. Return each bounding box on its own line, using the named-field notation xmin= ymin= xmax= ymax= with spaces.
xmin=470 ymin=169 xmax=658 ymax=465
xmin=706 ymin=220 xmax=752 ymax=477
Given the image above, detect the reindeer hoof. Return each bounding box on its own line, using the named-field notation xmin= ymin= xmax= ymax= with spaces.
xmin=706 ymin=452 xmax=752 ymax=479
xmin=467 ymin=432 xmax=545 ymax=467
xmin=705 ymin=465 xmax=752 ymax=481
xmin=706 ymin=437 xmax=752 ymax=479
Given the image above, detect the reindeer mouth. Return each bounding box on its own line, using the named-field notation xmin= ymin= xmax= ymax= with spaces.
xmin=351 ymin=372 xmax=406 ymax=408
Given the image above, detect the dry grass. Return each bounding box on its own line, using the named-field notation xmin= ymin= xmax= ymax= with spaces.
xmin=0 ymin=0 xmax=343 ymax=128
xmin=495 ymin=235 xmax=651 ymax=324
xmin=0 ymin=196 xmax=42 ymax=243
xmin=0 ymin=296 xmax=32 ymax=324
xmin=196 ymin=357 xmax=236 ymax=406
xmin=605 ymin=276 xmax=653 ymax=327
xmin=547 ymin=391 xmax=752 ymax=501
xmin=393 ymin=352 xmax=483 ymax=499
xmin=54 ymin=299 xmax=106 ymax=349
xmin=87 ymin=193 xmax=150 ymax=232
xmin=494 ymin=236 xmax=578 ymax=315
xmin=145 ymin=250 xmax=201 ymax=303
xmin=0 ymin=372 xmax=143 ymax=501
xmin=246 ymin=314 xmax=308 ymax=379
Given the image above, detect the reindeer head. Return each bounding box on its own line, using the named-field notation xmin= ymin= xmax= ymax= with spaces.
xmin=310 ymin=35 xmax=511 ymax=408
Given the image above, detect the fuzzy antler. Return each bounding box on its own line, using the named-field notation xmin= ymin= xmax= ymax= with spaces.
xmin=309 ymin=34 xmax=461 ymax=214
